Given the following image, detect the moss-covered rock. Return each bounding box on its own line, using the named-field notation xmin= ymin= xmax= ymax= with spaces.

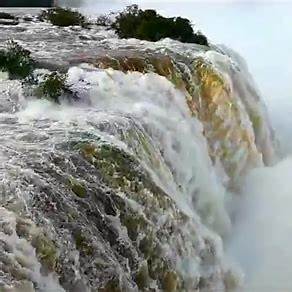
xmin=0 ymin=281 xmax=35 ymax=292
xmin=191 ymin=57 xmax=261 ymax=178
xmin=194 ymin=57 xmax=225 ymax=101
xmin=163 ymin=271 xmax=178 ymax=292
xmin=135 ymin=262 xmax=150 ymax=290
xmin=31 ymin=233 xmax=58 ymax=272
xmin=74 ymin=142 xmax=193 ymax=289
xmin=0 ymin=209 xmax=59 ymax=289
xmin=79 ymin=143 xmax=141 ymax=190
xmin=69 ymin=178 xmax=87 ymax=198
xmin=73 ymin=230 xmax=94 ymax=256
xmin=250 ymin=111 xmax=262 ymax=132
xmin=15 ymin=217 xmax=58 ymax=272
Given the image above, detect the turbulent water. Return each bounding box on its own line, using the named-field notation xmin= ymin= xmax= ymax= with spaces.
xmin=0 ymin=8 xmax=281 ymax=292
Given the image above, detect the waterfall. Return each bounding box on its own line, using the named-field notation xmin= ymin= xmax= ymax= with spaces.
xmin=0 ymin=8 xmax=279 ymax=292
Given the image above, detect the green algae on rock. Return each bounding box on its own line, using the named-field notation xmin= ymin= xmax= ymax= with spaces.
xmin=73 ymin=140 xmax=227 ymax=290
xmin=69 ymin=178 xmax=87 ymax=198
xmin=0 ymin=208 xmax=60 ymax=290
xmin=15 ymin=217 xmax=58 ymax=272
xmin=31 ymin=233 xmax=58 ymax=272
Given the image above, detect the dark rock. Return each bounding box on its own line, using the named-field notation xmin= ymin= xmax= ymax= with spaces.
xmin=0 ymin=19 xmax=19 ymax=25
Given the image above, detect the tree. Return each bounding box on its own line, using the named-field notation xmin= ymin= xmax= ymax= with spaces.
xmin=112 ymin=5 xmax=209 ymax=46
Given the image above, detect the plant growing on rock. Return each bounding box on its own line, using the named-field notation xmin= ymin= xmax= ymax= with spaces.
xmin=0 ymin=40 xmax=34 ymax=79
xmin=39 ymin=7 xmax=87 ymax=27
xmin=36 ymin=71 xmax=79 ymax=103
xmin=112 ymin=5 xmax=209 ymax=46
xmin=37 ymin=72 xmax=68 ymax=102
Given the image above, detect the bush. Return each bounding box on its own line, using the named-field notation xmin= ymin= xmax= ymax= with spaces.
xmin=36 ymin=72 xmax=78 ymax=103
xmin=38 ymin=72 xmax=67 ymax=102
xmin=112 ymin=5 xmax=209 ymax=46
xmin=0 ymin=40 xmax=34 ymax=79
xmin=39 ymin=7 xmax=87 ymax=27
xmin=0 ymin=12 xmax=16 ymax=20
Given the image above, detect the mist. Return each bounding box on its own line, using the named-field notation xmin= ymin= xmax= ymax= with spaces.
xmin=58 ymin=0 xmax=84 ymax=7
xmin=227 ymin=158 xmax=292 ymax=290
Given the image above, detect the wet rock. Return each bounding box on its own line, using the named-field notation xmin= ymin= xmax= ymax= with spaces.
xmin=70 ymin=179 xmax=87 ymax=198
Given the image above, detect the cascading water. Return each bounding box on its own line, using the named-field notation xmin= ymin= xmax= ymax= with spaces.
xmin=0 ymin=64 xmax=233 ymax=291
xmin=0 ymin=8 xmax=281 ymax=292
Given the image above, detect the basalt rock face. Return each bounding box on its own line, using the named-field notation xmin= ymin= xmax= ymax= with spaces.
xmin=0 ymin=12 xmax=275 ymax=292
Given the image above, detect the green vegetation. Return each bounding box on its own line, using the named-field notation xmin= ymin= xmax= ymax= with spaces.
xmin=31 ymin=233 xmax=58 ymax=272
xmin=112 ymin=5 xmax=209 ymax=45
xmin=37 ymin=72 xmax=67 ymax=102
xmin=0 ymin=41 xmax=75 ymax=101
xmin=15 ymin=217 xmax=58 ymax=272
xmin=73 ymin=230 xmax=94 ymax=256
xmin=39 ymin=7 xmax=87 ymax=27
xmin=69 ymin=178 xmax=87 ymax=198
xmin=0 ymin=12 xmax=16 ymax=20
xmin=0 ymin=40 xmax=34 ymax=79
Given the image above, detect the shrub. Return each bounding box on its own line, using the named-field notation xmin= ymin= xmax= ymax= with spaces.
xmin=0 ymin=12 xmax=16 ymax=20
xmin=112 ymin=5 xmax=209 ymax=46
xmin=39 ymin=7 xmax=87 ymax=27
xmin=38 ymin=72 xmax=67 ymax=102
xmin=191 ymin=32 xmax=209 ymax=46
xmin=0 ymin=40 xmax=34 ymax=79
xmin=36 ymin=71 xmax=78 ymax=103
